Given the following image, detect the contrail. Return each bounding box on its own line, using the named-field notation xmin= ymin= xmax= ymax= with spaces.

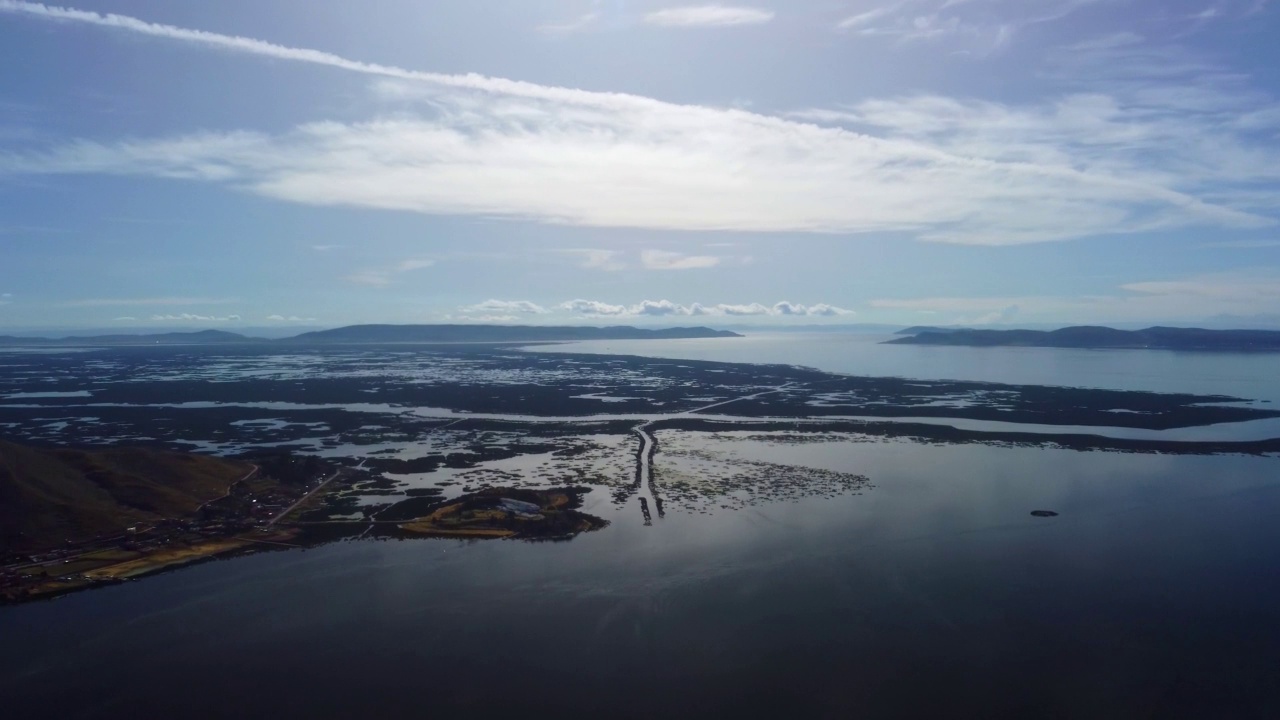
xmin=0 ymin=1 xmax=658 ymax=111
xmin=0 ymin=1 xmax=1265 ymax=236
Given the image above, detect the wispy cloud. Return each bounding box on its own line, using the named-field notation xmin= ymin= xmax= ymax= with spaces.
xmin=836 ymin=6 xmax=899 ymax=31
xmin=444 ymin=314 xmax=521 ymax=323
xmin=344 ymin=270 xmax=395 ymax=287
xmin=1120 ymin=271 xmax=1280 ymax=301
xmin=1 ymin=2 xmax=1276 ymax=245
xmin=871 ymin=295 xmax=1026 ymax=324
xmin=835 ymin=0 xmax=1116 ymax=51
xmin=784 ymin=107 xmax=863 ymax=124
xmin=265 ymin=314 xmax=317 ymax=322
xmin=12 ymin=92 xmax=1269 ymax=245
xmin=554 ymin=248 xmax=627 ymax=271
xmin=0 ymin=224 xmax=66 ymax=235
xmin=64 ymin=296 xmax=237 ymax=307
xmin=459 ymin=299 xmax=549 ymax=315
xmin=872 ymin=269 xmax=1280 ymax=323
xmin=640 ymin=250 xmax=720 ymax=270
xmin=1203 ymin=239 xmax=1280 ymax=248
xmin=558 ymin=299 xmax=854 ymax=317
xmin=344 ymin=258 xmax=435 ymax=287
xmin=0 ymin=0 xmax=666 ymax=105
xmin=1189 ymin=4 xmax=1225 ymax=21
xmin=643 ymin=5 xmax=775 ymax=27
xmin=552 ymin=249 xmax=725 ymax=270
xmin=148 ymin=313 xmax=242 ymax=322
xmin=1167 ymin=0 xmax=1272 ymax=35
xmin=396 ymin=259 xmax=435 ymax=272
xmin=537 ymin=12 xmax=599 ymax=34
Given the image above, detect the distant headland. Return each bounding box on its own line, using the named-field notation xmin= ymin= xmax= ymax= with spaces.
xmin=887 ymin=326 xmax=1280 ymax=352
xmin=0 ymin=324 xmax=742 ymax=347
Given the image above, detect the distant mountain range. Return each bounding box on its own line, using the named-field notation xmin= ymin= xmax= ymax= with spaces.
xmin=280 ymin=324 xmax=740 ymax=344
xmin=894 ymin=326 xmax=972 ymax=335
xmin=0 ymin=324 xmax=741 ymax=347
xmin=887 ymin=326 xmax=1280 ymax=352
xmin=0 ymin=329 xmax=253 ymax=346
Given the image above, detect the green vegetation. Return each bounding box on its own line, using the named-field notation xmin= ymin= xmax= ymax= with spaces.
xmin=395 ymin=487 xmax=608 ymax=540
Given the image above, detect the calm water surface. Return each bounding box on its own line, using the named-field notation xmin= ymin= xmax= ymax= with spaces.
xmin=3 ymin=340 xmax=1279 ymax=719
xmin=542 ymin=333 xmax=1280 ymax=403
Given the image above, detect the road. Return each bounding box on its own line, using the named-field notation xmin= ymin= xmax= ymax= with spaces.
xmin=683 ymin=383 xmax=797 ymax=415
xmin=633 ymin=421 xmax=658 ymax=524
xmin=197 ymin=463 xmax=259 ymax=515
xmin=628 ymin=384 xmax=799 ymax=526
xmin=267 ymin=468 xmax=343 ymax=527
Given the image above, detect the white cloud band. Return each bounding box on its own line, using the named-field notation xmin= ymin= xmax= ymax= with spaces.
xmin=643 ymin=6 xmax=775 ymax=27
xmin=0 ymin=1 xmax=1275 ymax=245
xmin=557 ymin=299 xmax=854 ymax=317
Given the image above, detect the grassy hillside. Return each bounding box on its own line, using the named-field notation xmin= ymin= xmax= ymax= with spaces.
xmin=0 ymin=439 xmax=252 ymax=553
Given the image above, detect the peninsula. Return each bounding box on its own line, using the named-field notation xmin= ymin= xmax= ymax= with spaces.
xmin=886 ymin=326 xmax=1280 ymax=352
xmin=0 ymin=439 xmax=609 ymax=603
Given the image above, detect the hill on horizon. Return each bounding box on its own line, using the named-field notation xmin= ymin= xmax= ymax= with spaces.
xmin=0 ymin=324 xmax=742 ymax=347
xmin=887 ymin=325 xmax=1280 ymax=352
xmin=281 ymin=323 xmax=741 ymax=344
xmin=0 ymin=329 xmax=257 ymax=347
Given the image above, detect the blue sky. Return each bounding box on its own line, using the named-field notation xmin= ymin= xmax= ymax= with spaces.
xmin=1 ymin=0 xmax=1279 ymax=331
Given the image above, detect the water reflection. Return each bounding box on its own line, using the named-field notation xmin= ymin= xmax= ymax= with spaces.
xmin=2 ymin=441 xmax=1279 ymax=716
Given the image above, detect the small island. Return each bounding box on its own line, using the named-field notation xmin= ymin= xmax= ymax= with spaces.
xmin=394 ymin=487 xmax=606 ymax=540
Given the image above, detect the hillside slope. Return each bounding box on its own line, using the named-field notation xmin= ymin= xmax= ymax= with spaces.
xmin=0 ymin=440 xmax=252 ymax=552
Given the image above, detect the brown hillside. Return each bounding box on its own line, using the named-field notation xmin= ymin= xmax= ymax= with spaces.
xmin=0 ymin=439 xmax=252 ymax=553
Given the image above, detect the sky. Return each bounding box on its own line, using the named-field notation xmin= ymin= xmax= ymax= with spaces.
xmin=1 ymin=0 xmax=1279 ymax=331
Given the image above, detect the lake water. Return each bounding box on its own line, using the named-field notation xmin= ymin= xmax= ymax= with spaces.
xmin=2 ymin=337 xmax=1279 ymax=718
xmin=541 ymin=332 xmax=1280 ymax=403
